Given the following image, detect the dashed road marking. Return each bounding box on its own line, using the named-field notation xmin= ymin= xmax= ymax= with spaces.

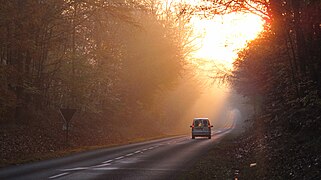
xmin=54 ymin=140 xmax=172 ymax=178
xmin=92 ymin=163 xmax=111 ymax=168
xmin=102 ymin=160 xmax=113 ymax=163
xmin=60 ymin=167 xmax=89 ymax=171
xmin=115 ymin=156 xmax=124 ymax=160
xmin=49 ymin=172 xmax=69 ymax=179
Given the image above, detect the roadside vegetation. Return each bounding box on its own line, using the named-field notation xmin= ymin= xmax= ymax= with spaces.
xmin=1 ymin=1 xmax=320 ymax=179
xmin=0 ymin=0 xmax=202 ymax=167
xmin=184 ymin=0 xmax=321 ymax=179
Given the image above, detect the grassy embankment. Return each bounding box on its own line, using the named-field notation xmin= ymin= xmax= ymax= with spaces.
xmin=179 ymin=130 xmax=261 ymax=180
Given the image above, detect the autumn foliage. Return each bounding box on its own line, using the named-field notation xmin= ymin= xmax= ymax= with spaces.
xmin=231 ymin=0 xmax=321 ymax=178
xmin=0 ymin=0 xmax=201 ymax=166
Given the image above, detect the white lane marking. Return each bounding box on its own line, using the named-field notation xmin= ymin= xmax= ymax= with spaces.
xmin=92 ymin=163 xmax=111 ymax=168
xmin=102 ymin=160 xmax=113 ymax=163
xmin=115 ymin=156 xmax=124 ymax=160
xmin=60 ymin=167 xmax=89 ymax=171
xmin=92 ymin=167 xmax=119 ymax=170
xmin=57 ymin=141 xmax=170 ymax=175
xmin=49 ymin=172 xmax=69 ymax=179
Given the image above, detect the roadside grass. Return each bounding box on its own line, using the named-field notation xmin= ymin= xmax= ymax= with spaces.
xmin=178 ymin=131 xmax=242 ymax=180
xmin=0 ymin=134 xmax=183 ymax=168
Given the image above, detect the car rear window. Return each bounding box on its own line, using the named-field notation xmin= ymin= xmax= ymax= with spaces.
xmin=194 ymin=119 xmax=209 ymax=127
xmin=194 ymin=119 xmax=202 ymax=127
xmin=203 ymin=120 xmax=208 ymax=126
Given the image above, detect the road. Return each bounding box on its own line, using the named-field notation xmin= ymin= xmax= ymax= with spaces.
xmin=0 ymin=129 xmax=231 ymax=180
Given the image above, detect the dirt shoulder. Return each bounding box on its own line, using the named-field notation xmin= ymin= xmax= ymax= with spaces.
xmin=178 ymin=131 xmax=262 ymax=180
xmin=179 ymin=129 xmax=321 ymax=180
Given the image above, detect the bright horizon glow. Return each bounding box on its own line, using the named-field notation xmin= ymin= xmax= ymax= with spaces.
xmin=160 ymin=1 xmax=264 ymax=128
xmin=162 ymin=0 xmax=265 ymax=70
xmin=190 ymin=12 xmax=265 ymax=70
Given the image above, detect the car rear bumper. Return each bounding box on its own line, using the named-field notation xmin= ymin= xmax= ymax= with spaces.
xmin=192 ymin=131 xmax=211 ymax=136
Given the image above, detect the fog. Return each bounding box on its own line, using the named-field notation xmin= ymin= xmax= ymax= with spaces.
xmin=0 ymin=0 xmax=254 ymax=140
xmin=164 ymin=81 xmax=252 ymax=134
xmin=180 ymin=84 xmax=230 ymax=129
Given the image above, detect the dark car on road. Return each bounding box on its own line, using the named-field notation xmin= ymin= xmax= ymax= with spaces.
xmin=190 ymin=118 xmax=213 ymax=139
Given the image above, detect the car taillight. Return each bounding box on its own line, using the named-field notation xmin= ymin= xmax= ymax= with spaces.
xmin=192 ymin=125 xmax=194 ymax=128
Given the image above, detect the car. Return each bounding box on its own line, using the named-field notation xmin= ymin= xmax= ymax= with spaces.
xmin=190 ymin=118 xmax=213 ymax=139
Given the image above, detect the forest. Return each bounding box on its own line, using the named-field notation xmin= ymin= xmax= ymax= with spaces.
xmin=0 ymin=0 xmax=205 ymax=166
xmin=183 ymin=1 xmax=320 ymax=179
xmin=229 ymin=0 xmax=321 ymax=178
xmin=1 ymin=0 xmax=321 ymax=178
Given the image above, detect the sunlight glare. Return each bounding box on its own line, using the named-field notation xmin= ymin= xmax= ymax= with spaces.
xmin=190 ymin=12 xmax=265 ymax=69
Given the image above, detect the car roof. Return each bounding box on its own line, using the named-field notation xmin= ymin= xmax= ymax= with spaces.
xmin=193 ymin=118 xmax=209 ymax=120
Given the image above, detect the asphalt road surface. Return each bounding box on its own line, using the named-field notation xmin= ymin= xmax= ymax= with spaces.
xmin=0 ymin=129 xmax=231 ymax=180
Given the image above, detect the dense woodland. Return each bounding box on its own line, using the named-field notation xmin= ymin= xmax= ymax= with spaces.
xmin=0 ymin=0 xmax=204 ymax=165
xmin=1 ymin=0 xmax=321 ymax=178
xmin=226 ymin=0 xmax=321 ymax=178
xmin=0 ymin=0 xmax=198 ymax=123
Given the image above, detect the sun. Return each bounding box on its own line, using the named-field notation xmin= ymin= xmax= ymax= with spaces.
xmin=160 ymin=0 xmax=266 ymax=71
xmin=190 ymin=12 xmax=265 ymax=69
